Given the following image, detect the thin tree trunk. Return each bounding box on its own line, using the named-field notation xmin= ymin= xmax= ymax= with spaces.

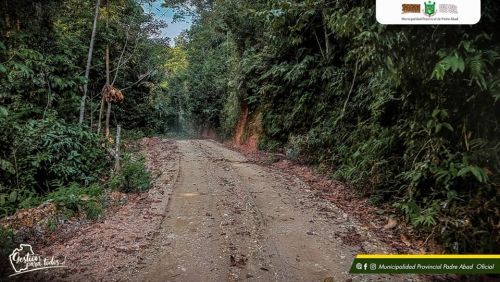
xmin=322 ymin=9 xmax=329 ymax=60
xmin=115 ymin=125 xmax=121 ymax=172
xmin=106 ymin=48 xmax=110 ymax=85
xmin=313 ymin=30 xmax=324 ymax=59
xmin=105 ymin=0 xmax=111 ymax=138
xmin=105 ymin=0 xmax=110 ymax=87
xmin=342 ymin=56 xmax=360 ymax=114
xmin=105 ymin=45 xmax=111 ymax=138
xmin=97 ymin=95 xmax=104 ymax=135
xmin=112 ymin=11 xmax=138 ymax=86
xmin=79 ymin=0 xmax=101 ymax=125
xmin=90 ymin=91 xmax=94 ymax=132
xmin=105 ymin=101 xmax=111 ymax=138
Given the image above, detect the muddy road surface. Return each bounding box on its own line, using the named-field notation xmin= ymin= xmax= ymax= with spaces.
xmin=130 ymin=140 xmax=417 ymax=282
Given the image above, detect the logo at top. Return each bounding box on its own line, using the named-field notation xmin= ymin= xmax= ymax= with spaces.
xmin=402 ymin=4 xmax=420 ymax=13
xmin=423 ymin=1 xmax=438 ymax=17
xmin=402 ymin=2 xmax=458 ymax=16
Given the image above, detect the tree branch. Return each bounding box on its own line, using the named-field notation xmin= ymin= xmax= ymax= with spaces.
xmin=342 ymin=55 xmax=360 ymax=114
xmin=120 ymin=68 xmax=155 ymax=91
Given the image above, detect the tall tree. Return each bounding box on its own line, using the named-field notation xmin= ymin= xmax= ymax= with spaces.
xmin=79 ymin=0 xmax=101 ymax=125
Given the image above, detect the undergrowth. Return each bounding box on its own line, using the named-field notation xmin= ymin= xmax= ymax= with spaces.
xmin=220 ymin=0 xmax=500 ymax=254
xmin=0 ymin=127 xmax=153 ymax=255
xmin=110 ymin=153 xmax=152 ymax=193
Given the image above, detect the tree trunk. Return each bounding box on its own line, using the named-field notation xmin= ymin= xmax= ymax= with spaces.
xmin=105 ymin=101 xmax=111 ymax=138
xmin=90 ymin=91 xmax=94 ymax=132
xmin=79 ymin=0 xmax=101 ymax=125
xmin=115 ymin=125 xmax=121 ymax=172
xmin=322 ymin=9 xmax=330 ymax=60
xmin=104 ymin=0 xmax=111 ymax=138
xmin=97 ymin=95 xmax=104 ymax=135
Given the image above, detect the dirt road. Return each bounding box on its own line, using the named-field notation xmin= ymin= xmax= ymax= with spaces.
xmin=130 ymin=140 xmax=417 ymax=282
xmin=3 ymin=139 xmax=420 ymax=282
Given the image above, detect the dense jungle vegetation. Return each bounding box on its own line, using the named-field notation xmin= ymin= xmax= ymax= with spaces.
xmin=160 ymin=0 xmax=500 ymax=254
xmin=0 ymin=0 xmax=167 ymax=240
xmin=1 ymin=0 xmax=500 ymax=255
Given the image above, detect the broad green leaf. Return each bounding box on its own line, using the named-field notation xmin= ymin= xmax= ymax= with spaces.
xmin=431 ymin=64 xmax=445 ymax=80
xmin=9 ymin=191 xmax=17 ymax=202
xmin=0 ymin=106 xmax=8 ymax=116
xmin=426 ymin=119 xmax=434 ymax=128
xmin=470 ymin=166 xmax=488 ymax=183
xmin=440 ymin=109 xmax=449 ymax=118
xmin=436 ymin=123 xmax=442 ymax=133
xmin=462 ymin=41 xmax=471 ymax=52
xmin=442 ymin=122 xmax=453 ymax=131
xmin=457 ymin=56 xmax=465 ymax=72
xmin=462 ymin=156 xmax=469 ymax=166
xmin=432 ymin=109 xmax=440 ymax=118
xmin=457 ymin=166 xmax=470 ymax=177
xmin=449 ymin=56 xmax=458 ymax=72
xmin=441 ymin=57 xmax=451 ymax=70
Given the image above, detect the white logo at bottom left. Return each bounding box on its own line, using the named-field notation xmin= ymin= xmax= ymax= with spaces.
xmin=9 ymin=244 xmax=67 ymax=276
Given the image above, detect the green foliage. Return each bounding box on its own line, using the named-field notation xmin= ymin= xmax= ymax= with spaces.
xmin=45 ymin=182 xmax=104 ymax=219
xmin=394 ymin=199 xmax=440 ymax=227
xmin=285 ymin=135 xmax=307 ymax=159
xmin=257 ymin=138 xmax=281 ymax=152
xmin=120 ymin=129 xmax=146 ymax=142
xmin=221 ymin=84 xmax=241 ymax=140
xmin=0 ymin=0 xmax=171 ymax=221
xmin=0 ymin=116 xmax=109 ymax=207
xmin=0 ymin=225 xmax=16 ymax=260
xmin=0 ymin=225 xmax=16 ymax=276
xmin=110 ymin=153 xmax=152 ymax=193
xmin=164 ymin=0 xmax=500 ymax=253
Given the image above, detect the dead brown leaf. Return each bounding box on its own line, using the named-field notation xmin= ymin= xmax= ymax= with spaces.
xmin=400 ymin=234 xmax=411 ymax=246
xmin=383 ymin=218 xmax=398 ymax=229
xmin=237 ymin=257 xmax=246 ymax=266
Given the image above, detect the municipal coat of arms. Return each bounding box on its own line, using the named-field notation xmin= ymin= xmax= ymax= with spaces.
xmin=423 ymin=1 xmax=438 ymax=17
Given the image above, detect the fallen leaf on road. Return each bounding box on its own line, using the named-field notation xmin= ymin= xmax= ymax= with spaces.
xmin=383 ymin=218 xmax=398 ymax=229
xmin=237 ymin=257 xmax=246 ymax=266
xmin=400 ymin=234 xmax=411 ymax=246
